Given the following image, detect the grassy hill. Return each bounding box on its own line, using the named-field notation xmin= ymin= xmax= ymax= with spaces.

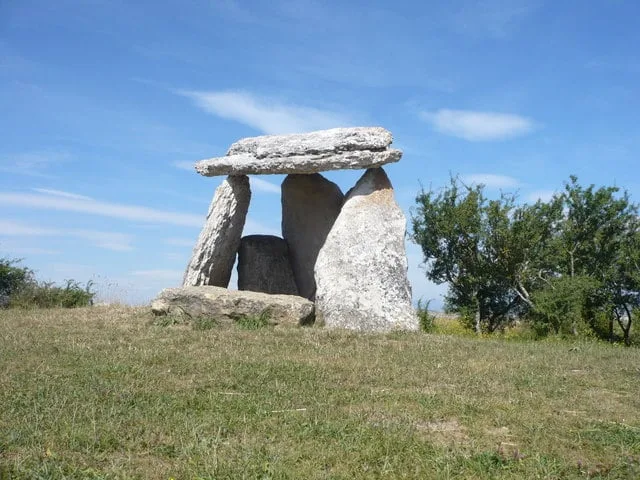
xmin=1 ymin=307 xmax=639 ymax=479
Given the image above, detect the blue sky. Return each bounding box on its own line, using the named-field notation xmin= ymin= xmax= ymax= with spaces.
xmin=1 ymin=0 xmax=639 ymax=306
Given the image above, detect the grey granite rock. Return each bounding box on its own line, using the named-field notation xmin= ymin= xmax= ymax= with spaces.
xmin=228 ymin=126 xmax=393 ymax=157
xmin=151 ymin=286 xmax=315 ymax=326
xmin=183 ymin=175 xmax=250 ymax=287
xmin=314 ymin=167 xmax=418 ymax=332
xmin=281 ymin=174 xmax=343 ymax=300
xmin=194 ymin=127 xmax=402 ymax=176
xmin=237 ymin=235 xmax=298 ymax=295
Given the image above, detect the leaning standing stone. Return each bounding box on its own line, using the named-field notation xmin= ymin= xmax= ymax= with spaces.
xmin=314 ymin=167 xmax=418 ymax=332
xmin=237 ymin=235 xmax=299 ymax=295
xmin=281 ymin=173 xmax=343 ymax=300
xmin=183 ymin=175 xmax=250 ymax=287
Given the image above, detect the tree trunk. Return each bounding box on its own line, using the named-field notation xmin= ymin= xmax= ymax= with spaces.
xmin=622 ymin=304 xmax=633 ymax=346
xmin=609 ymin=314 xmax=614 ymax=342
xmin=474 ymin=292 xmax=481 ymax=334
xmin=569 ymin=247 xmax=576 ymax=278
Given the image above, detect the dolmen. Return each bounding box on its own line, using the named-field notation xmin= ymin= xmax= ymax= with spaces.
xmin=152 ymin=127 xmax=418 ymax=332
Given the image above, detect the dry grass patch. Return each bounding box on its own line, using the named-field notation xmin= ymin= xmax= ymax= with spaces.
xmin=1 ymin=306 xmax=640 ymax=478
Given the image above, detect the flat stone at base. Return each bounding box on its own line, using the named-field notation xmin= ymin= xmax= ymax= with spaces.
xmin=314 ymin=167 xmax=418 ymax=332
xmin=237 ymin=235 xmax=299 ymax=295
xmin=151 ymin=286 xmax=315 ymax=327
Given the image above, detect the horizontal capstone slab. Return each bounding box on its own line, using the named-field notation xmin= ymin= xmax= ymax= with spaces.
xmin=227 ymin=127 xmax=393 ymax=158
xmin=193 ymin=127 xmax=402 ymax=176
xmin=195 ymin=149 xmax=402 ymax=176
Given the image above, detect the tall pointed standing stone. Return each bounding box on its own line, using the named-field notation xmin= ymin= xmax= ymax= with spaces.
xmin=183 ymin=175 xmax=250 ymax=287
xmin=314 ymin=167 xmax=417 ymax=331
xmin=281 ymin=173 xmax=344 ymax=300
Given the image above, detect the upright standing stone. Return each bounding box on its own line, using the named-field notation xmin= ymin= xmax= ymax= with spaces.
xmin=314 ymin=167 xmax=417 ymax=332
xmin=183 ymin=175 xmax=250 ymax=287
xmin=281 ymin=173 xmax=344 ymax=300
xmin=237 ymin=235 xmax=299 ymax=295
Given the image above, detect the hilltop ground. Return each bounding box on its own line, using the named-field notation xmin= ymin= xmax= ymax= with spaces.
xmin=1 ymin=306 xmax=639 ymax=479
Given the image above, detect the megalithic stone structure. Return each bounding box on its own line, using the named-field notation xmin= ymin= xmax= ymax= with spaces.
xmin=169 ymin=127 xmax=417 ymax=332
xmin=183 ymin=175 xmax=250 ymax=287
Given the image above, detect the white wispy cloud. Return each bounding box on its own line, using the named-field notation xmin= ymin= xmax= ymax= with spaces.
xmin=461 ymin=174 xmax=520 ymax=188
xmin=32 ymin=188 xmax=92 ymax=200
xmin=172 ymin=160 xmax=195 ymax=172
xmin=0 ymin=243 xmax=61 ymax=255
xmin=0 ymin=152 xmax=70 ymax=177
xmin=0 ymin=220 xmax=134 ymax=252
xmin=72 ymin=230 xmax=134 ymax=252
xmin=0 ymin=191 xmax=203 ymax=227
xmin=251 ymin=177 xmax=281 ymax=194
xmin=177 ymin=90 xmax=352 ymax=134
xmin=420 ymin=109 xmax=535 ymax=141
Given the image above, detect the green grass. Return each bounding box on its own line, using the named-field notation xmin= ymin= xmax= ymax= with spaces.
xmin=1 ymin=306 xmax=639 ymax=479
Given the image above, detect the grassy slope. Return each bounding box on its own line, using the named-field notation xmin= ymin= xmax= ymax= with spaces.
xmin=1 ymin=307 xmax=639 ymax=479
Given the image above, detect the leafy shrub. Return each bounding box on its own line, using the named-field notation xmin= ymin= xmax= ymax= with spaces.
xmin=529 ymin=275 xmax=599 ymax=336
xmin=416 ymin=299 xmax=436 ymax=332
xmin=9 ymin=279 xmax=95 ymax=309
xmin=0 ymin=258 xmax=33 ymax=306
xmin=1 ymin=257 xmax=95 ymax=309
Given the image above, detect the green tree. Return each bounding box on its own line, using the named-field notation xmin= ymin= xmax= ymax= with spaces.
xmin=602 ymin=218 xmax=640 ymax=344
xmin=412 ymin=175 xmax=640 ymax=343
xmin=411 ymin=177 xmax=540 ymax=332
xmin=532 ymin=177 xmax=640 ymax=342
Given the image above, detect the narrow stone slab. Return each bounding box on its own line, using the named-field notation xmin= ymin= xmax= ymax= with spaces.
xmin=183 ymin=175 xmax=250 ymax=287
xmin=281 ymin=173 xmax=344 ymax=300
xmin=228 ymin=127 xmax=393 ymax=158
xmin=194 ymin=127 xmax=402 ymax=176
xmin=237 ymin=235 xmax=299 ymax=295
xmin=151 ymin=286 xmax=315 ymax=326
xmin=314 ymin=167 xmax=418 ymax=332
